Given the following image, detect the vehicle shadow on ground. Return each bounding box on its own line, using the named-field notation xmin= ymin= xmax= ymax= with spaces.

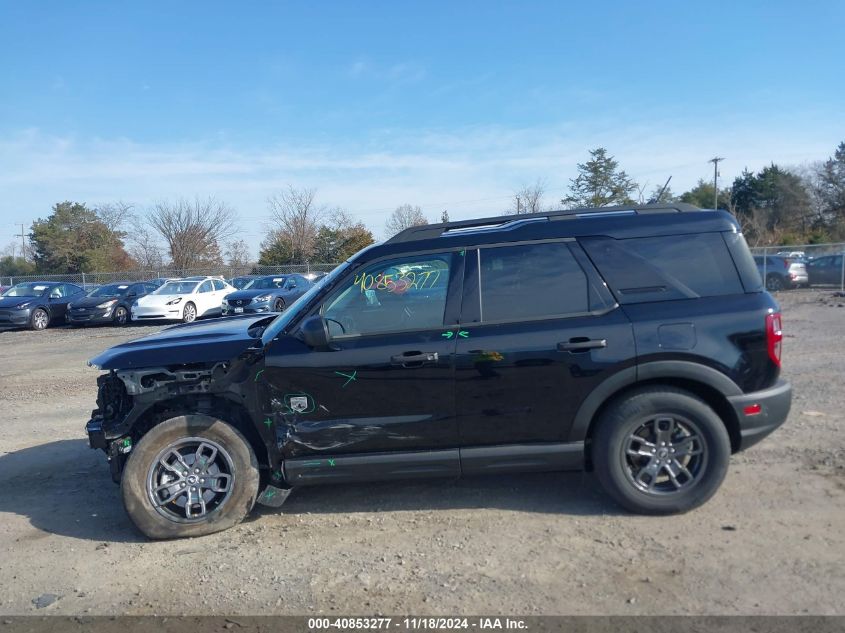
xmin=0 ymin=439 xmax=145 ymax=543
xmin=0 ymin=439 xmax=620 ymax=542
xmin=257 ymin=470 xmax=621 ymax=519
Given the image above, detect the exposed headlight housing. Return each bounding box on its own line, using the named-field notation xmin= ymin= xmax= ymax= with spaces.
xmin=96 ymin=300 xmax=117 ymax=309
xmin=165 ymin=297 xmax=183 ymax=306
xmin=253 ymin=294 xmax=272 ymax=303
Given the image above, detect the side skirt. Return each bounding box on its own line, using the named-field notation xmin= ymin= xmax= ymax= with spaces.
xmin=283 ymin=442 xmax=584 ymax=486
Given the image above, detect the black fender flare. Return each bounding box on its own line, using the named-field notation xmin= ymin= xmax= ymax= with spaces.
xmin=568 ymin=360 xmax=743 ymax=442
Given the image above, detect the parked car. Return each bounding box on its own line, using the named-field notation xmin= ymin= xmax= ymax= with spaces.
xmin=221 ymin=274 xmax=313 ymax=315
xmin=806 ymin=254 xmax=844 ymax=286
xmin=0 ymin=281 xmax=85 ymax=330
xmin=753 ymin=255 xmax=807 ymax=290
xmin=67 ymin=281 xmax=161 ymax=327
xmin=86 ymin=203 xmax=791 ymax=538
xmin=228 ymin=275 xmax=259 ymax=290
xmin=131 ymin=276 xmax=235 ymax=323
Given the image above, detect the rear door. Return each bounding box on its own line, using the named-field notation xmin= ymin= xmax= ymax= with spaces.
xmin=454 ymin=240 xmax=636 ymax=456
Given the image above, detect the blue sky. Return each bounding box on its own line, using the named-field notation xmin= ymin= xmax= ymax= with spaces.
xmin=1 ymin=0 xmax=843 ymax=254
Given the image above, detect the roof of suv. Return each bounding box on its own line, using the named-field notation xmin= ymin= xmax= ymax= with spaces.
xmin=382 ymin=204 xmax=739 ymax=254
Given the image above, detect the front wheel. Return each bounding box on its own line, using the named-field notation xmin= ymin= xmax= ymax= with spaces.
xmin=182 ymin=302 xmax=197 ymax=323
xmin=113 ymin=305 xmax=129 ymax=326
xmin=273 ymin=298 xmax=286 ymax=312
xmin=592 ymin=387 xmax=730 ymax=515
xmin=30 ymin=308 xmax=49 ymax=330
xmin=121 ymin=415 xmax=259 ymax=539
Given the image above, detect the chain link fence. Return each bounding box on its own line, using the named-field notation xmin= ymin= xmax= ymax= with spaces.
xmin=749 ymin=242 xmax=845 ymax=292
xmin=1 ymin=263 xmax=341 ymax=288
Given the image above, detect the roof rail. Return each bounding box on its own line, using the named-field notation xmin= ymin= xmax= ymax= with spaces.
xmin=386 ymin=202 xmax=703 ymax=244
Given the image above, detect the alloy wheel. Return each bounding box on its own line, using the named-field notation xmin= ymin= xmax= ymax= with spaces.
xmin=114 ymin=307 xmax=128 ymax=325
xmin=622 ymin=415 xmax=708 ymax=495
xmin=183 ymin=303 xmax=196 ymax=323
xmin=32 ymin=309 xmax=49 ymax=330
xmin=146 ymin=437 xmax=234 ymax=523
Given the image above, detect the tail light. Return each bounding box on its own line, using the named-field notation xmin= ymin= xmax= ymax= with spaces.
xmin=766 ymin=312 xmax=783 ymax=367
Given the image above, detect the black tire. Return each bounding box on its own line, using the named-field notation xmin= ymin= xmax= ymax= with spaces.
xmin=273 ymin=297 xmax=286 ymax=312
xmin=113 ymin=305 xmax=129 ymax=326
xmin=766 ymin=274 xmax=784 ymax=292
xmin=592 ymin=387 xmax=731 ymax=515
xmin=30 ymin=308 xmax=49 ymax=331
xmin=182 ymin=302 xmax=197 ymax=323
xmin=121 ymin=415 xmax=259 ymax=539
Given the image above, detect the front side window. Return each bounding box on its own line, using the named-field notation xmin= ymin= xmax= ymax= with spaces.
xmin=479 ymin=242 xmax=590 ymax=322
xmin=322 ymin=253 xmax=452 ymax=337
xmin=198 ymin=281 xmax=213 ymax=293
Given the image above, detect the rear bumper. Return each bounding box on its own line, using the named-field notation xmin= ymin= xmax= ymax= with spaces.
xmin=727 ymin=379 xmax=792 ymax=450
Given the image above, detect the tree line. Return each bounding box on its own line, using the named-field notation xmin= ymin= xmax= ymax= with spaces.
xmin=3 ymin=140 xmax=844 ymax=276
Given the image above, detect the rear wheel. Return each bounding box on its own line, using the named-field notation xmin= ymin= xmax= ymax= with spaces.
xmin=182 ymin=302 xmax=197 ymax=323
xmin=30 ymin=308 xmax=49 ymax=330
xmin=113 ymin=305 xmax=129 ymax=326
xmin=121 ymin=415 xmax=259 ymax=539
xmin=592 ymin=387 xmax=730 ymax=514
xmin=766 ymin=273 xmax=784 ymax=291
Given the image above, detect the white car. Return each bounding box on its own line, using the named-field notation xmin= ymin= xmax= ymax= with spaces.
xmin=131 ymin=277 xmax=235 ymax=323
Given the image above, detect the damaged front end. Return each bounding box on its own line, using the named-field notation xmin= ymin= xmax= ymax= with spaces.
xmin=86 ymin=363 xmax=238 ymax=482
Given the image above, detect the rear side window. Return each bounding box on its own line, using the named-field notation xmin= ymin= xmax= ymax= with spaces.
xmin=479 ymin=242 xmax=593 ymax=322
xmin=580 ymin=232 xmax=744 ymax=304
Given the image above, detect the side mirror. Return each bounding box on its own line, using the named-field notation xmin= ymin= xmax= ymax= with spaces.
xmin=127 ymin=291 xmax=137 ymax=298
xmin=300 ymin=315 xmax=331 ymax=349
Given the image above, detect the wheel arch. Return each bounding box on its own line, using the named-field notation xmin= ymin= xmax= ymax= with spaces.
xmin=128 ymin=394 xmax=271 ymax=473
xmin=571 ymin=362 xmax=744 ymax=467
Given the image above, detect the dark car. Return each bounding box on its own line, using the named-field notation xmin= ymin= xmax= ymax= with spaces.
xmin=85 ymin=203 xmax=791 ymax=539
xmin=221 ymin=274 xmax=312 ymax=315
xmin=806 ymin=254 xmax=844 ymax=286
xmin=0 ymin=281 xmax=85 ymax=330
xmin=67 ymin=281 xmax=162 ymax=327
xmin=228 ymin=275 xmax=259 ymax=290
xmin=753 ymin=255 xmax=807 ymax=291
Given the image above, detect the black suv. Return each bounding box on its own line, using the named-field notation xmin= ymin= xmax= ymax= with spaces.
xmin=85 ymin=203 xmax=791 ymax=538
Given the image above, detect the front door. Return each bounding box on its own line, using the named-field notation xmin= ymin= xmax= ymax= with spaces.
xmin=262 ymin=250 xmax=464 ymax=479
xmin=454 ymin=241 xmax=636 ymax=457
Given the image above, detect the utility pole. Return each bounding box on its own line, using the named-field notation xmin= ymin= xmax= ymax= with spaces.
xmin=16 ymin=223 xmax=27 ymax=259
xmin=516 ymin=196 xmax=521 ymax=214
xmin=708 ymin=157 xmax=725 ymax=209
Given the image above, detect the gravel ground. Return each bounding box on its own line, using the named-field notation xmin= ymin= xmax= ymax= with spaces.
xmin=0 ymin=293 xmax=843 ymax=616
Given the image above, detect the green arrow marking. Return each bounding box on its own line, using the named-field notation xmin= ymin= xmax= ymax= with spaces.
xmin=441 ymin=331 xmax=454 ymax=339
xmin=458 ymin=330 xmax=469 ymax=338
xmin=254 ymin=369 xmax=265 ymax=383
xmin=263 ymin=417 xmax=273 ymax=428
xmin=264 ymin=489 xmax=276 ymax=499
xmin=328 ymin=459 xmax=336 ymax=467
xmin=334 ymin=370 xmax=357 ymax=387
xmin=459 ymin=250 xmax=465 ymax=256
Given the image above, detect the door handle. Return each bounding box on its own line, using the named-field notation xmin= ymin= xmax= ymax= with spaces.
xmin=390 ymin=351 xmax=439 ymax=367
xmin=557 ymin=338 xmax=607 ymax=352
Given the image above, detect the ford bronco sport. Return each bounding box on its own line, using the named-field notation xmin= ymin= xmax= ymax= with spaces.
xmin=85 ymin=203 xmax=791 ymax=539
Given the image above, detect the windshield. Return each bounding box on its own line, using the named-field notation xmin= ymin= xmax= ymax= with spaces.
xmin=231 ymin=277 xmax=254 ymax=289
xmin=89 ymin=284 xmax=130 ymax=297
xmin=2 ymin=283 xmax=49 ymax=297
xmin=246 ymin=276 xmax=286 ymax=290
xmin=156 ymin=281 xmax=199 ymax=295
xmin=261 ymin=263 xmax=349 ymax=345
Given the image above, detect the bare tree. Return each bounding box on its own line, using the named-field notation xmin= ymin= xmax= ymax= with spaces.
xmin=225 ymin=239 xmax=252 ymax=268
xmin=266 ymin=186 xmax=324 ymax=264
xmin=510 ymin=180 xmax=546 ymax=214
xmin=126 ymin=215 xmax=165 ymax=270
xmin=385 ymin=204 xmax=427 ymax=237
xmin=95 ymin=201 xmax=134 ymax=234
xmin=146 ymin=197 xmax=237 ymax=270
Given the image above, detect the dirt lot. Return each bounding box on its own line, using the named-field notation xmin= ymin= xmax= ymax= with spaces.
xmin=0 ymin=291 xmax=843 ymax=616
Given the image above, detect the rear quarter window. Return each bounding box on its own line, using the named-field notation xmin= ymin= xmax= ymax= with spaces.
xmin=580 ymin=232 xmax=745 ymax=304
